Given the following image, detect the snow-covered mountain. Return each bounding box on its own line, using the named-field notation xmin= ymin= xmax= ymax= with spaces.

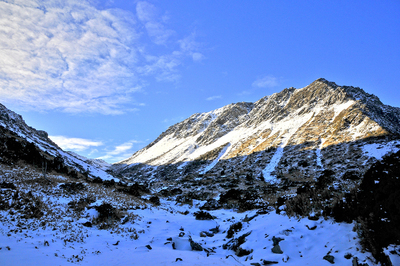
xmin=114 ymin=78 xmax=400 ymax=184
xmin=1 ymin=79 xmax=399 ymax=265
xmin=0 ymin=103 xmax=114 ymax=180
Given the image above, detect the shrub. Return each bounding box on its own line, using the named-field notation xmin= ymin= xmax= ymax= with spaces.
xmin=149 ymin=196 xmax=160 ymax=206
xmin=68 ymin=196 xmax=96 ymax=213
xmin=92 ymin=202 xmax=123 ymax=229
xmin=103 ymin=179 xmax=115 ymax=187
xmin=194 ymin=210 xmax=214 ymax=220
xmin=60 ymin=182 xmax=86 ymax=194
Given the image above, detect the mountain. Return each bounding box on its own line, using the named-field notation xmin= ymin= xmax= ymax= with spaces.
xmin=113 ymin=78 xmax=400 ymax=186
xmin=1 ymin=79 xmax=399 ymax=265
xmin=0 ymin=103 xmax=114 ymax=180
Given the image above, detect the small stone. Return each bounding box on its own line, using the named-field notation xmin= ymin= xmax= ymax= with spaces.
xmin=272 ymin=236 xmax=284 ymax=246
xmin=145 ymin=244 xmax=152 ymax=250
xmin=271 ymin=244 xmax=283 ymax=254
xmin=189 ymin=237 xmax=203 ymax=251
xmin=235 ymin=247 xmax=252 ymax=257
xmin=323 ymin=254 xmax=335 ymax=264
xmin=261 ymin=260 xmax=279 ymax=265
xmin=82 ymin=221 xmax=92 ymax=227
xmin=306 ymin=225 xmax=317 ymax=230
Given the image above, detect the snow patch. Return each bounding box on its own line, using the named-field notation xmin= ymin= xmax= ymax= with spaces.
xmin=262 ymin=147 xmax=283 ymax=182
xmin=362 ymin=140 xmax=400 ymax=160
xmin=200 ymin=143 xmax=231 ymax=174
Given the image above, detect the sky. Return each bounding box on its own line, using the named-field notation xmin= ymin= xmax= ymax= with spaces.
xmin=0 ymin=0 xmax=399 ymax=163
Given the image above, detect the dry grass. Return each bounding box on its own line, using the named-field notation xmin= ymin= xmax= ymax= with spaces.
xmin=0 ymin=162 xmax=146 ymax=238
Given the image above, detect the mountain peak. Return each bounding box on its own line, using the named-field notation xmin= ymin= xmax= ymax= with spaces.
xmin=114 ymin=79 xmax=400 ymax=185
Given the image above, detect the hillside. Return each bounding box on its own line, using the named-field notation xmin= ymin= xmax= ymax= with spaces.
xmin=113 ymin=79 xmax=400 ymax=189
xmin=0 ymin=103 xmax=114 ymax=181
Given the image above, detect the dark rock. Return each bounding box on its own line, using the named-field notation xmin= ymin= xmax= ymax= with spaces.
xmin=272 ymin=236 xmax=284 ymax=246
xmin=271 ymin=244 xmax=283 ymax=254
xmin=306 ymin=225 xmax=317 ymax=230
xmin=189 ymin=237 xmax=203 ymax=251
xmin=308 ymin=215 xmax=319 ymax=221
xmin=209 ymin=225 xmax=220 ymax=234
xmin=226 ymin=222 xmax=242 ymax=238
xmin=149 ymin=196 xmax=160 ymax=205
xmin=344 ymin=253 xmax=352 ymax=259
xmin=82 ymin=221 xmax=92 ymax=227
xmin=176 ymin=258 xmax=183 ymax=262
xmin=262 ymin=260 xmax=279 ymax=265
xmin=145 ymin=245 xmax=152 ymax=250
xmin=194 ymin=210 xmax=214 ymax=220
xmin=121 ymin=216 xmax=129 ymax=224
xmin=235 ymin=247 xmax=252 ymax=257
xmin=200 ymin=199 xmax=221 ymax=210
xmin=223 ymin=231 xmax=251 ymax=251
xmin=323 ymin=254 xmax=335 ymax=264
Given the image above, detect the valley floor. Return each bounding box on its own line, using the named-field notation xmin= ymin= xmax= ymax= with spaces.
xmin=0 ymin=164 xmax=399 ymax=266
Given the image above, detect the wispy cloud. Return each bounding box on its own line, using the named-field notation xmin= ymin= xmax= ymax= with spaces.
xmin=98 ymin=140 xmax=141 ymax=162
xmin=0 ymin=0 xmax=203 ymax=114
xmin=206 ymin=95 xmax=222 ymax=101
xmin=252 ymin=75 xmax=279 ymax=88
xmin=136 ymin=1 xmax=175 ymax=45
xmin=50 ymin=135 xmax=103 ymax=152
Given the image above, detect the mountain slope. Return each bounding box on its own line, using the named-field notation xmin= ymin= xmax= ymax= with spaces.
xmin=0 ymin=103 xmax=114 ymax=180
xmin=114 ymin=79 xmax=400 ymax=184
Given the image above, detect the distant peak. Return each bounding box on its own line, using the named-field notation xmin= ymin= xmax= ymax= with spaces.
xmin=314 ymin=78 xmax=338 ymax=88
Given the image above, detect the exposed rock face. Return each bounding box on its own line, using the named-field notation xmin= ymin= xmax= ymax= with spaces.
xmin=113 ymin=79 xmax=400 ymax=188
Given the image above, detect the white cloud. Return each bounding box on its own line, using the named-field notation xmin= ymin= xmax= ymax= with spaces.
xmin=206 ymin=95 xmax=222 ymax=101
xmin=50 ymin=135 xmax=103 ymax=152
xmin=252 ymin=75 xmax=279 ymax=88
xmin=97 ymin=140 xmax=141 ymax=162
xmin=0 ymin=0 xmax=203 ymax=114
xmin=178 ymin=33 xmax=204 ymax=62
xmin=136 ymin=1 xmax=175 ymax=45
xmin=192 ymin=52 xmax=205 ymax=62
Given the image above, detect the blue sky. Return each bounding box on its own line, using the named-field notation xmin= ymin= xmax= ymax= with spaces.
xmin=1 ymin=0 xmax=399 ymax=163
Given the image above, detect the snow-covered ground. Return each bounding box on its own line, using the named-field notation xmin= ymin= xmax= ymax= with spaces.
xmin=1 ymin=165 xmax=390 ymax=266
xmin=2 ymin=162 xmax=399 ymax=266
xmin=0 ymin=201 xmax=385 ymax=266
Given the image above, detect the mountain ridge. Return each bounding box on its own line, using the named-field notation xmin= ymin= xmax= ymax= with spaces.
xmin=0 ymin=103 xmax=114 ymax=180
xmin=114 ymin=78 xmax=400 ymax=185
